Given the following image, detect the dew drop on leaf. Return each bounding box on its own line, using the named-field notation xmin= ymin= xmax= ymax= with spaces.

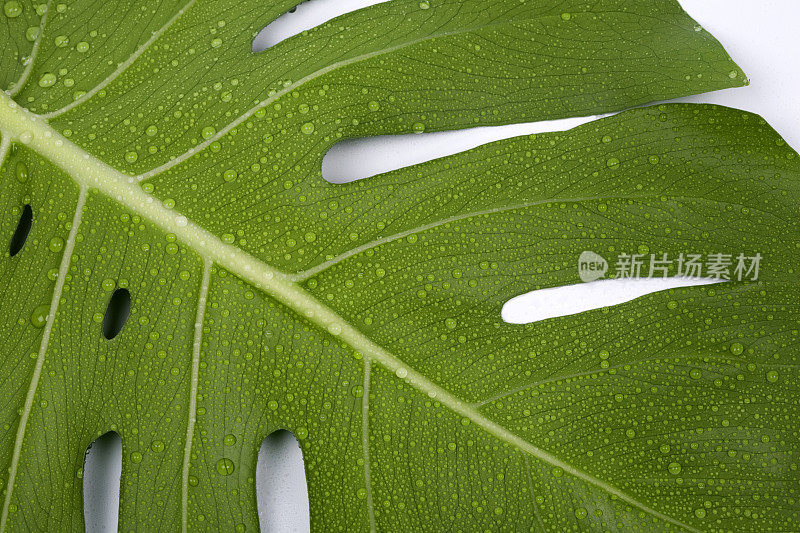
xmin=14 ymin=161 xmax=27 ymax=183
xmin=30 ymin=305 xmax=49 ymax=328
xmin=3 ymin=1 xmax=22 ymax=18
xmin=38 ymin=73 xmax=56 ymax=88
xmin=48 ymin=237 xmax=64 ymax=253
xmin=216 ymin=458 xmax=235 ymax=476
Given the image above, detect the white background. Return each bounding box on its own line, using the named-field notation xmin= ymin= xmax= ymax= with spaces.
xmin=82 ymin=1 xmax=800 ymax=531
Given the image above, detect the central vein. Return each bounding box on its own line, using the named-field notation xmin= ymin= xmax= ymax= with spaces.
xmin=0 ymin=90 xmax=696 ymax=532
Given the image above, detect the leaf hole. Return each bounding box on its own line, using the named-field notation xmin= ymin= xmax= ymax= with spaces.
xmin=502 ymin=277 xmax=721 ymax=324
xmin=254 ymin=0 xmax=389 ymax=52
xmin=8 ymin=204 xmax=33 ymax=257
xmin=83 ymin=432 xmax=122 ymax=533
xmin=256 ymin=430 xmax=309 ymax=532
xmin=102 ymin=288 xmax=131 ymax=340
xmin=321 ymin=116 xmax=600 ymax=183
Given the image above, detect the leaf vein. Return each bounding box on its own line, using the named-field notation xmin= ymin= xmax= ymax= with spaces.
xmin=0 ymin=186 xmax=87 ymax=532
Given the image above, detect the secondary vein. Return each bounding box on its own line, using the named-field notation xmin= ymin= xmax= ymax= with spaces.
xmin=0 ymin=186 xmax=87 ymax=532
xmin=361 ymin=360 xmax=376 ymax=532
xmin=180 ymin=259 xmax=211 ymax=533
xmin=291 ymin=193 xmax=654 ymax=282
xmin=41 ymin=0 xmax=198 ymax=119
xmin=8 ymin=0 xmax=53 ymax=97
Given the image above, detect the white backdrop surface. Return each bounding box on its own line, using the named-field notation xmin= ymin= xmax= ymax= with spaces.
xmin=81 ymin=1 xmax=800 ymax=531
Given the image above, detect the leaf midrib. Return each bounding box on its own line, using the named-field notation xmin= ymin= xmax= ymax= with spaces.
xmin=0 ymin=93 xmax=698 ymax=532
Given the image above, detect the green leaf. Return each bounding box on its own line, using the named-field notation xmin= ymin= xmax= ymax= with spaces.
xmin=1 ymin=1 xmax=797 ymax=531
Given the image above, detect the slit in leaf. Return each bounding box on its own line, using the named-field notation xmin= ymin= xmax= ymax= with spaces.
xmin=502 ymin=277 xmax=720 ymax=324
xmin=321 ymin=116 xmax=600 ymax=183
xmin=256 ymin=430 xmax=310 ymax=532
xmin=254 ymin=0 xmax=389 ymax=52
xmin=102 ymin=288 xmax=131 ymax=340
xmin=83 ymin=432 xmax=121 ymax=533
xmin=8 ymin=204 xmax=33 ymax=257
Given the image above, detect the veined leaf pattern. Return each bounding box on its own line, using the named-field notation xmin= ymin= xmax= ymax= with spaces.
xmin=0 ymin=1 xmax=797 ymax=531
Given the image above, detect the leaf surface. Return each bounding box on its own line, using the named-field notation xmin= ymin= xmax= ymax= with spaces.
xmin=1 ymin=1 xmax=798 ymax=532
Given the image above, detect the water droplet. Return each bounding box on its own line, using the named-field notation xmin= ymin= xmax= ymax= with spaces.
xmin=695 ymin=508 xmax=706 ymax=519
xmin=668 ymin=462 xmax=682 ymax=475
xmin=15 ymin=161 xmax=28 ymax=183
xmin=25 ymin=26 xmax=39 ymax=42
xmin=766 ymin=370 xmax=779 ymax=383
xmin=76 ymin=41 xmax=89 ymax=53
xmin=606 ymin=157 xmax=620 ymax=169
xmin=730 ymin=342 xmax=744 ymax=355
xmin=419 ymin=0 xmax=430 ymax=9
xmin=202 ymin=126 xmax=216 ymax=139
xmin=216 ymin=458 xmax=235 ymax=476
xmin=561 ymin=12 xmax=571 ymax=21
xmin=30 ymin=305 xmax=49 ymax=328
xmin=130 ymin=451 xmax=142 ymax=464
xmin=38 ymin=72 xmax=56 ymax=88
xmin=150 ymin=440 xmax=164 ymax=452
xmin=301 ymin=122 xmax=315 ymax=135
xmin=54 ymin=35 xmax=69 ymax=48
xmin=395 ymin=367 xmax=408 ymax=379
xmin=125 ymin=151 xmax=138 ymax=163
xmin=48 ymin=236 xmax=64 ymax=253
xmin=224 ymin=434 xmax=237 ymax=446
xmin=211 ymin=38 xmax=222 ymax=48
xmin=412 ymin=122 xmax=425 ymax=133
xmin=223 ymin=169 xmax=237 ymax=182
xmin=3 ymin=1 xmax=22 ymax=18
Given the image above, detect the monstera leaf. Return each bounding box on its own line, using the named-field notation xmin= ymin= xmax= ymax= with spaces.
xmin=1 ymin=0 xmax=798 ymax=531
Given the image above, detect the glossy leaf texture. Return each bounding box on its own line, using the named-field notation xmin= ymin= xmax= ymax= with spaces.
xmin=0 ymin=0 xmax=797 ymax=532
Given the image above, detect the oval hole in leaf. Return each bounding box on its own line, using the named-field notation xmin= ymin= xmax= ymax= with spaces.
xmin=83 ymin=432 xmax=121 ymax=533
xmin=8 ymin=204 xmax=33 ymax=257
xmin=102 ymin=288 xmax=131 ymax=340
xmin=254 ymin=0 xmax=389 ymax=52
xmin=502 ymin=277 xmax=721 ymax=324
xmin=256 ymin=430 xmax=309 ymax=532
xmin=321 ymin=116 xmax=600 ymax=184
